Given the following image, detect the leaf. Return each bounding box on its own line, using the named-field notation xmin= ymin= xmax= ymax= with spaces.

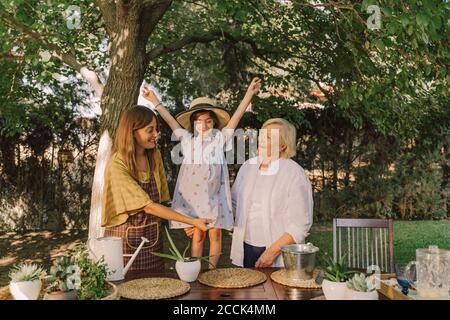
xmin=382 ymin=7 xmax=393 ymax=17
xmin=416 ymin=13 xmax=430 ymax=27
xmin=182 ymin=241 xmax=191 ymax=259
xmin=374 ymin=39 xmax=385 ymax=52
xmin=151 ymin=252 xmax=181 ymax=261
xmin=164 ymin=227 xmax=183 ymax=260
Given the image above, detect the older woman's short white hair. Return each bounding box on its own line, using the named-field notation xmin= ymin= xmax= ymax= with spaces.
xmin=261 ymin=118 xmax=297 ymax=159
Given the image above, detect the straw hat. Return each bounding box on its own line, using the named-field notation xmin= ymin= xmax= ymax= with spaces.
xmin=175 ymin=97 xmax=230 ymax=130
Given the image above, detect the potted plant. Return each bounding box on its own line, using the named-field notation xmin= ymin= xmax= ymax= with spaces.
xmin=319 ymin=253 xmax=356 ymax=300
xmin=71 ymin=244 xmax=117 ymax=300
xmin=9 ymin=263 xmax=44 ymax=300
xmin=44 ymin=256 xmax=80 ymax=300
xmin=346 ymin=273 xmax=379 ymax=300
xmin=152 ymin=227 xmax=215 ymax=282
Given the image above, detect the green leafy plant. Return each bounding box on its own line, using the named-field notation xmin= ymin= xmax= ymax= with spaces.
xmin=347 ymin=273 xmax=376 ymax=292
xmin=46 ymin=256 xmax=81 ymax=293
xmin=152 ymin=227 xmax=219 ymax=268
xmin=319 ymin=252 xmax=357 ymax=283
xmin=71 ymin=244 xmax=110 ymax=300
xmin=9 ymin=263 xmax=44 ymax=282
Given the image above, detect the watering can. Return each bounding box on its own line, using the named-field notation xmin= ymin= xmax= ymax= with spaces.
xmin=88 ymin=236 xmax=149 ymax=281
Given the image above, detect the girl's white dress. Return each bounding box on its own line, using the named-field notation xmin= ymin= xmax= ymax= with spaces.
xmin=169 ymin=128 xmax=233 ymax=230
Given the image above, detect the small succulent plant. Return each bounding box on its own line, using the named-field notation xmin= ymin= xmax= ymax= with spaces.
xmin=9 ymin=263 xmax=44 ymax=282
xmin=347 ymin=273 xmax=376 ymax=292
xmin=320 ymin=252 xmax=357 ymax=283
xmin=46 ymin=256 xmax=81 ymax=293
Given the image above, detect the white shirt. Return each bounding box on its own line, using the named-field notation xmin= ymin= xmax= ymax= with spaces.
xmin=230 ymin=157 xmax=314 ymax=267
xmin=244 ymin=167 xmax=277 ymax=246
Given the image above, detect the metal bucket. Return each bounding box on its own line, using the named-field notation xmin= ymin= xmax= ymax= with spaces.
xmin=281 ymin=243 xmax=319 ymax=281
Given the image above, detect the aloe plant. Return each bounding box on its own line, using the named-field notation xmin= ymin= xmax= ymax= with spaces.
xmin=9 ymin=263 xmax=44 ymax=282
xmin=347 ymin=273 xmax=376 ymax=292
xmin=152 ymin=227 xmax=219 ymax=268
xmin=320 ymin=252 xmax=357 ymax=283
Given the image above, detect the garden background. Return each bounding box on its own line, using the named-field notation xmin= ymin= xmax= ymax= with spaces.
xmin=0 ymin=0 xmax=448 ymax=286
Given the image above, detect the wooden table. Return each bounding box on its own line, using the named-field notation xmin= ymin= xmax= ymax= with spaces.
xmin=113 ymin=267 xmax=324 ymax=300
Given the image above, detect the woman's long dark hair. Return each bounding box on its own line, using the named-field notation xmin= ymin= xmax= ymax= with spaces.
xmin=113 ymin=105 xmax=159 ymax=179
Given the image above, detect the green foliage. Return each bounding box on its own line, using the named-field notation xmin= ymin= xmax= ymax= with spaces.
xmin=71 ymin=244 xmax=109 ymax=300
xmin=319 ymin=252 xmax=356 ymax=283
xmin=152 ymin=227 xmax=218 ymax=268
xmin=0 ymin=0 xmax=448 ymax=230
xmin=46 ymin=255 xmax=80 ymax=293
xmin=9 ymin=263 xmax=44 ymax=282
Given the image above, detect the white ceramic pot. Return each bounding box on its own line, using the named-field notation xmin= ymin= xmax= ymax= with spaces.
xmin=175 ymin=260 xmax=201 ymax=282
xmin=321 ymin=279 xmax=348 ymax=300
xmin=346 ymin=289 xmax=379 ymax=300
xmin=9 ymin=280 xmax=41 ymax=300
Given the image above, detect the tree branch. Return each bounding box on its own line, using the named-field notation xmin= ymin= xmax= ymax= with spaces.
xmin=140 ymin=0 xmax=173 ymax=53
xmin=0 ymin=9 xmax=104 ymax=97
xmin=93 ymin=0 xmax=117 ymax=36
xmin=147 ymin=30 xmax=267 ymax=60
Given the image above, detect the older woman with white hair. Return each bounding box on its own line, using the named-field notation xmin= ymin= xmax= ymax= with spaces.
xmin=230 ymin=118 xmax=313 ymax=268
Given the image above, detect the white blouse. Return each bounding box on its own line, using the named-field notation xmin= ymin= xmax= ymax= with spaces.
xmin=230 ymin=157 xmax=314 ymax=267
xmin=244 ymin=168 xmax=277 ymax=247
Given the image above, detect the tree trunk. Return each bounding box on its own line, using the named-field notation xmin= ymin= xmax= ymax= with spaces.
xmin=344 ymin=132 xmax=353 ymax=187
xmin=88 ymin=8 xmax=152 ymax=239
xmin=0 ymin=135 xmax=18 ymax=183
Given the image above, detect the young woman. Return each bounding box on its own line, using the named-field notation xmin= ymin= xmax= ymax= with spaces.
xmin=142 ymin=78 xmax=261 ymax=268
xmin=101 ymin=105 xmax=210 ymax=271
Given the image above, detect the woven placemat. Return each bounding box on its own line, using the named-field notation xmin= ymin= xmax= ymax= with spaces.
xmin=118 ymin=278 xmax=190 ymax=300
xmin=270 ymin=268 xmax=322 ymax=289
xmin=198 ymin=268 xmax=267 ymax=288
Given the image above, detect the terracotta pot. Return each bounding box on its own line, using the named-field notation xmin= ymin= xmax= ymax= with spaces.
xmin=43 ymin=290 xmax=77 ymax=300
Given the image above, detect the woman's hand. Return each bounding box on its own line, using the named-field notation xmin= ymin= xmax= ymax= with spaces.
xmin=192 ymin=218 xmax=212 ymax=232
xmin=142 ymin=86 xmax=160 ymax=106
xmin=255 ymin=246 xmax=279 ymax=268
xmin=245 ymin=77 xmax=262 ymax=97
xmin=184 ymin=227 xmax=195 ymax=238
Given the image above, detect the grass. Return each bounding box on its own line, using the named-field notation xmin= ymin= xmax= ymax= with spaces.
xmin=0 ymin=220 xmax=449 ymax=287
xmin=306 ymin=220 xmax=450 ymax=265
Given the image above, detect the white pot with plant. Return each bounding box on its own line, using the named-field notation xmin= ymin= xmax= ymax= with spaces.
xmin=320 ymin=253 xmax=356 ymax=300
xmin=9 ymin=263 xmax=44 ymax=300
xmin=43 ymin=256 xmax=81 ymax=300
xmin=152 ymin=227 xmax=214 ymax=282
xmin=346 ymin=273 xmax=379 ymax=300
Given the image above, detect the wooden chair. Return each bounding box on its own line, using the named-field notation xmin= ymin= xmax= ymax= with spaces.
xmin=333 ymin=218 xmax=394 ymax=273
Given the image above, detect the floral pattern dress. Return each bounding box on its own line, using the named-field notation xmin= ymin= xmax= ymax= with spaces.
xmin=170 ymin=129 xmax=233 ymax=230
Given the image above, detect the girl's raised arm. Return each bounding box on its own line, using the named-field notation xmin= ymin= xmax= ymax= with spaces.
xmin=225 ymin=77 xmax=262 ymax=131
xmin=142 ymin=86 xmax=182 ymax=133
